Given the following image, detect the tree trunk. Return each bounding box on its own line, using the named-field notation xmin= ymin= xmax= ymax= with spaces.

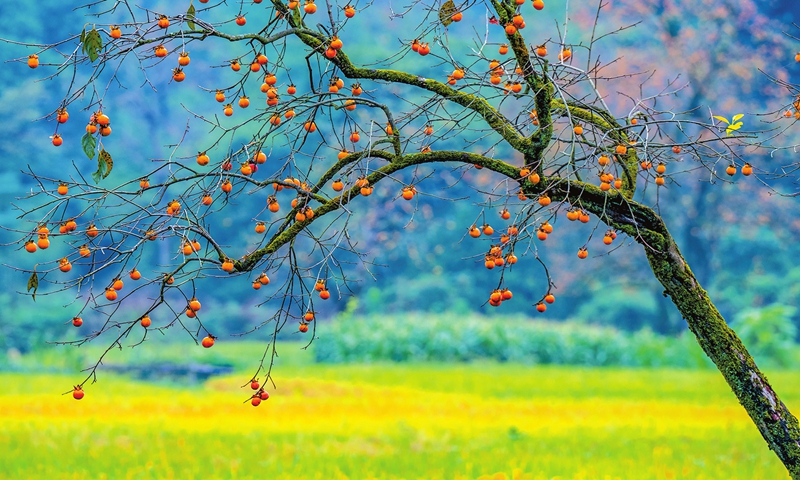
xmin=543 ymin=178 xmax=800 ymax=476
xmin=643 ymin=222 xmax=800 ymax=477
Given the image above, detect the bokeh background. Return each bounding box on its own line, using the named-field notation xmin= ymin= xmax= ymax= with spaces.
xmin=1 ymin=0 xmax=800 ymax=478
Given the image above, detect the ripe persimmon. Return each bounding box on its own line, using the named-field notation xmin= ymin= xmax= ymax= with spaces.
xmin=72 ymin=316 xmax=83 ymax=327
xmin=188 ymin=297 xmax=201 ymax=312
xmin=37 ymin=235 xmax=50 ymax=250
xmin=202 ymin=335 xmax=215 ymax=348
xmin=196 ymin=152 xmax=210 ymax=166
xmin=130 ymin=268 xmax=141 ymax=280
xmin=59 ymin=258 xmax=72 ymax=272
xmin=72 ymin=386 xmax=85 ymax=400
xmin=141 ymin=315 xmax=152 ymax=328
xmin=537 ymin=194 xmax=551 ymax=207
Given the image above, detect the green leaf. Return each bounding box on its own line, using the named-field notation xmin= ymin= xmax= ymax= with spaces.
xmin=92 ymin=149 xmax=113 ymax=183
xmin=82 ymin=28 xmax=103 ymax=62
xmin=27 ymin=270 xmax=38 ymax=302
xmin=79 ymin=28 xmax=86 ymax=44
xmin=81 ymin=132 xmax=96 ymax=160
xmin=732 ymin=113 xmax=744 ymax=122
xmin=712 ymin=115 xmax=730 ymax=124
xmin=438 ymin=0 xmax=456 ymax=27
xmin=187 ymin=4 xmax=197 ymax=31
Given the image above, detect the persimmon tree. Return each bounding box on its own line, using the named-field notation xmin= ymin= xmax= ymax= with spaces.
xmin=7 ymin=0 xmax=800 ymax=474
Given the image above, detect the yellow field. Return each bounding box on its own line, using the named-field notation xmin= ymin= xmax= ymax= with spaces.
xmin=1 ymin=350 xmax=796 ymax=479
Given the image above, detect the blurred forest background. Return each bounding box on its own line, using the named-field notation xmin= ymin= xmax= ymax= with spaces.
xmin=1 ymin=0 xmax=800 ymax=368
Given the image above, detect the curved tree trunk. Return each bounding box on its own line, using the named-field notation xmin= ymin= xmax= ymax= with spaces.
xmin=641 ymin=212 xmax=800 ymax=477
xmin=537 ymin=178 xmax=800 ymax=476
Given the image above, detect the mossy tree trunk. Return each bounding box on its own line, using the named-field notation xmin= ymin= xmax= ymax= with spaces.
xmin=567 ymin=178 xmax=800 ymax=477
xmin=643 ymin=221 xmax=800 ymax=478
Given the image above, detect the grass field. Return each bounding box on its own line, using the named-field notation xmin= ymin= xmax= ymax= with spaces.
xmin=1 ymin=342 xmax=796 ymax=479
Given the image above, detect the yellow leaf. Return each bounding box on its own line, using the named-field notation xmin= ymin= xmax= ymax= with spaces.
xmin=712 ymin=115 xmax=730 ymax=124
xmin=439 ymin=0 xmax=456 ymax=27
xmin=732 ymin=113 xmax=744 ymax=122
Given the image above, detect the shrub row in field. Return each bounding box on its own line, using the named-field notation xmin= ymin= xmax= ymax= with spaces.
xmin=313 ymin=314 xmax=716 ymax=367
